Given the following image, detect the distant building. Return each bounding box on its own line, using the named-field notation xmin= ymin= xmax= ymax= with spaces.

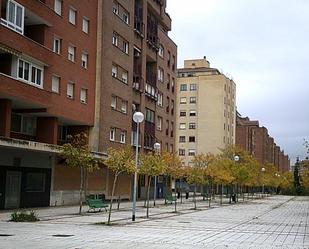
xmin=236 ymin=113 xmax=290 ymax=172
xmin=176 ymin=58 xmax=236 ymax=166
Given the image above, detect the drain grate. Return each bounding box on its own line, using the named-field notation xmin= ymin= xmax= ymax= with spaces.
xmin=52 ymin=234 xmax=74 ymax=238
xmin=0 ymin=234 xmax=14 ymax=237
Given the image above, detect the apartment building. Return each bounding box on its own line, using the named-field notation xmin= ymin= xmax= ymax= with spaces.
xmin=236 ymin=114 xmax=290 ymax=172
xmin=0 ymin=0 xmax=98 ymax=209
xmin=176 ymin=58 xmax=236 ymax=166
xmin=91 ymin=0 xmax=177 ymax=199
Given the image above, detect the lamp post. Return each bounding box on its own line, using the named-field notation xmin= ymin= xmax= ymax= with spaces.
xmin=153 ymin=142 xmax=161 ymax=207
xmin=261 ymin=167 xmax=266 ymax=198
xmin=234 ymin=155 xmax=240 ymax=203
xmin=132 ymin=111 xmax=144 ymax=221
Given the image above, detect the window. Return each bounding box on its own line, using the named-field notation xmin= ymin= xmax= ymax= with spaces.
xmin=188 ymin=149 xmax=196 ymax=156
xmin=121 ymin=71 xmax=128 ymax=84
xmin=69 ymin=8 xmax=76 ymax=25
xmin=112 ymin=1 xmax=119 ymax=14
xmin=110 ymin=128 xmax=115 ymax=141
xmin=112 ymin=32 xmax=118 ymax=46
xmin=80 ymin=88 xmax=87 ymax=103
xmin=53 ymin=37 xmax=61 ymax=54
xmin=112 ymin=65 xmax=118 ymax=77
xmin=68 ymin=46 xmax=75 ymax=62
xmin=11 ymin=113 xmax=36 ymax=136
xmin=180 ymin=84 xmax=187 ymax=91
xmin=123 ymin=41 xmax=129 ymax=54
xmin=26 ymin=173 xmax=45 ymax=192
xmin=180 ymin=111 xmax=186 ymax=117
xmin=157 ymin=116 xmax=162 ymax=131
xmin=111 ymin=95 xmax=116 ymax=109
xmin=158 ymin=44 xmax=164 ymax=58
xmin=157 ymin=92 xmax=163 ymax=107
xmin=122 ymin=11 xmax=129 ymax=24
xmin=190 ymin=97 xmax=196 ymax=103
xmin=4 ymin=0 xmax=25 ymax=34
xmin=54 ymin=0 xmax=62 ymax=15
xmin=189 ymin=136 xmax=195 ymax=142
xmin=179 ymin=123 xmax=186 ymax=130
xmin=158 ymin=67 xmax=164 ymax=82
xmin=81 ymin=53 xmax=88 ymax=69
xmin=18 ymin=59 xmax=43 ymax=88
xmin=179 ymin=136 xmax=186 ymax=143
xmin=171 ymin=78 xmax=175 ymax=93
xmin=189 ymin=123 xmax=196 ymax=129
xmin=189 ymin=110 xmax=196 ymax=116
xmin=51 ymin=75 xmax=60 ymax=93
xmin=179 ymin=149 xmax=185 ymax=156
xmin=180 ymin=97 xmax=187 ymax=104
xmin=67 ymin=82 xmax=74 ymax=99
xmin=120 ymin=131 xmax=126 ymax=143
xmin=82 ymin=17 xmax=89 ymax=33
xmin=190 ymin=84 xmax=197 ymax=91
xmin=121 ymin=100 xmax=127 ymax=113
xmin=145 ymin=108 xmax=155 ymax=123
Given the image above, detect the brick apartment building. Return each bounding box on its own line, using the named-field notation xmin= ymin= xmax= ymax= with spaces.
xmin=91 ymin=0 xmax=177 ymax=200
xmin=236 ymin=113 xmax=290 ymax=173
xmin=0 ymin=0 xmax=177 ymax=209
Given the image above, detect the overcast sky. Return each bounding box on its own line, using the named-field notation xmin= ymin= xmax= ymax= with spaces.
xmin=166 ymin=0 xmax=309 ymax=164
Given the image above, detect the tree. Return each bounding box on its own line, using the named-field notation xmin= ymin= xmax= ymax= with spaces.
xmin=139 ymin=152 xmax=166 ymax=218
xmin=61 ymin=133 xmax=99 ymax=214
xmin=294 ymin=158 xmax=302 ymax=194
xmin=162 ymin=151 xmax=184 ymax=212
xmin=104 ymin=146 xmax=136 ymax=224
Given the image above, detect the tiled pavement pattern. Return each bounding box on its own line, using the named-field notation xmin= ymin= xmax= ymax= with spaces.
xmin=0 ymin=195 xmax=308 ymax=248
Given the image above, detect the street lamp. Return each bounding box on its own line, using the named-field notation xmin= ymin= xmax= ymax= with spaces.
xmin=153 ymin=142 xmax=161 ymax=207
xmin=234 ymin=155 xmax=240 ymax=202
xmin=132 ymin=111 xmax=144 ymax=221
xmin=261 ymin=167 xmax=266 ymax=198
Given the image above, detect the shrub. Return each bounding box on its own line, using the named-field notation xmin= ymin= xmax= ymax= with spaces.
xmin=10 ymin=210 xmax=39 ymax=222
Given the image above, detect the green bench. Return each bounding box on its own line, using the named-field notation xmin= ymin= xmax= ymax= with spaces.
xmin=86 ymin=198 xmax=108 ymax=212
xmin=202 ymin=192 xmax=209 ymax=201
xmin=165 ymin=192 xmax=176 ymax=204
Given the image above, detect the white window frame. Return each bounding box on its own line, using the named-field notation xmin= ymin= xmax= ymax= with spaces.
xmin=190 ymin=83 xmax=197 ymax=91
xmin=189 ymin=110 xmax=197 ymax=116
xmin=112 ymin=65 xmax=117 ymax=77
xmin=80 ymin=88 xmax=87 ymax=104
xmin=81 ymin=53 xmax=88 ymax=69
xmin=189 ymin=123 xmax=196 ymax=129
xmin=180 ymin=97 xmax=187 ymax=104
xmin=112 ymin=1 xmax=119 ymax=15
xmin=69 ymin=8 xmax=76 ymax=25
xmin=121 ymin=100 xmax=127 ymax=113
xmin=54 ymin=0 xmax=62 ymax=15
xmin=3 ymin=0 xmax=25 ymax=34
xmin=123 ymin=41 xmax=129 ymax=54
xmin=179 ymin=123 xmax=186 ymax=130
xmin=190 ymin=97 xmax=197 ymax=103
xmin=111 ymin=95 xmax=117 ymax=109
xmin=122 ymin=11 xmax=129 ymax=24
xmin=68 ymin=45 xmax=75 ymax=62
xmin=157 ymin=116 xmax=162 ymax=131
xmin=112 ymin=33 xmax=118 ymax=46
xmin=157 ymin=92 xmax=163 ymax=107
xmin=158 ymin=68 xmax=164 ymax=82
xmin=120 ymin=131 xmax=126 ymax=143
xmin=82 ymin=17 xmax=89 ymax=33
xmin=121 ymin=71 xmax=128 ymax=84
xmin=110 ymin=128 xmax=115 ymax=141
xmin=53 ymin=37 xmax=61 ymax=54
xmin=51 ymin=75 xmax=60 ymax=93
xmin=158 ymin=44 xmax=164 ymax=58
xmin=67 ymin=82 xmax=74 ymax=99
xmin=188 ymin=149 xmax=196 ymax=156
xmin=17 ymin=58 xmax=43 ymax=88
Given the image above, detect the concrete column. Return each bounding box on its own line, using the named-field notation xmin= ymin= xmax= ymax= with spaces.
xmin=37 ymin=117 xmax=58 ymax=144
xmin=0 ymin=99 xmax=12 ymax=137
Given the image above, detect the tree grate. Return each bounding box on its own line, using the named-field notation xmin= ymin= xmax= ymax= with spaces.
xmin=52 ymin=234 xmax=74 ymax=237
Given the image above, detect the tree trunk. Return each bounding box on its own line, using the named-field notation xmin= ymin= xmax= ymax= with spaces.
xmin=146 ymin=176 xmax=152 ymax=218
xmin=107 ymin=173 xmax=118 ymax=225
xmin=79 ymin=166 xmax=84 ymax=215
xmin=180 ymin=178 xmax=183 ymax=204
xmin=208 ymin=181 xmax=211 ymax=207
xmin=220 ymin=184 xmax=223 ymax=205
xmin=174 ymin=178 xmax=177 ymax=213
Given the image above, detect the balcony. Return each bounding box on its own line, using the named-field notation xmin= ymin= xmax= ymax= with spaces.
xmin=134 ymin=16 xmax=145 ymax=38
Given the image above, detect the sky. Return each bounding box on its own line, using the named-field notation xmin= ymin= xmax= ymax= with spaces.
xmin=166 ymin=0 xmax=309 ymax=164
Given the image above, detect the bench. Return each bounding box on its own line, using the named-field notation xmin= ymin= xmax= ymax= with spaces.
xmin=202 ymin=192 xmax=209 ymax=201
xmin=86 ymin=198 xmax=108 ymax=212
xmin=165 ymin=192 xmax=176 ymax=204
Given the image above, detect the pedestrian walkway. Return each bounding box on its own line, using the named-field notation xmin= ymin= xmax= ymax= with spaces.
xmin=0 ymin=195 xmax=308 ymax=248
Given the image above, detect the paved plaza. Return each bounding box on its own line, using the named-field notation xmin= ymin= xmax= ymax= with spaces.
xmin=0 ymin=195 xmax=308 ymax=248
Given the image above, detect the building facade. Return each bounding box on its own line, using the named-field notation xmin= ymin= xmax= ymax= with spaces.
xmin=92 ymin=0 xmax=177 ymax=199
xmin=236 ymin=114 xmax=290 ymax=172
xmin=0 ymin=0 xmax=99 ymax=209
xmin=176 ymin=58 xmax=236 ymax=166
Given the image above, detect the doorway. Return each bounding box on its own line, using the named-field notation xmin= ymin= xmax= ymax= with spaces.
xmin=5 ymin=171 xmax=21 ymax=209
